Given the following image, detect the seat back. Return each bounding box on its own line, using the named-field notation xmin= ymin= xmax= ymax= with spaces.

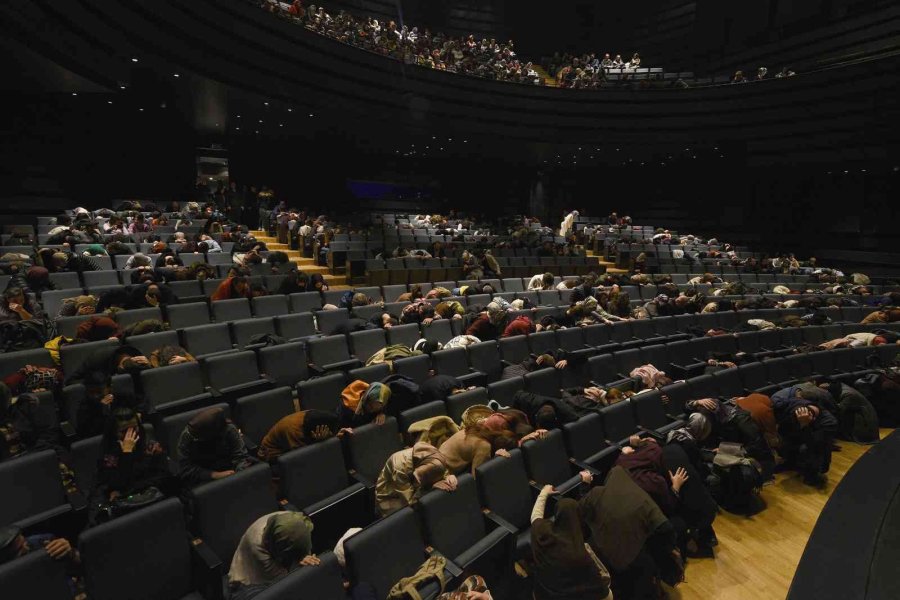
xmin=124 ymin=330 xmax=179 ymax=357
xmin=349 ymin=329 xmax=387 ymax=362
xmin=230 ymin=317 xmax=277 ymax=349
xmin=418 ymin=474 xmax=488 ymax=560
xmin=348 ymin=363 xmax=391 ymax=383
xmin=527 ymin=331 xmax=558 ymax=356
xmin=79 ymin=498 xmax=193 ymax=600
xmin=253 ymin=552 xmax=346 ymax=600
xmin=631 ymin=390 xmax=668 ymax=430
xmin=141 ymin=362 xmax=207 ymax=411
xmin=475 ymin=449 xmax=532 ymax=530
xmin=237 ymin=387 xmax=296 ymax=446
xmin=423 ymin=319 xmax=453 ymax=345
xmin=487 ymin=377 xmax=525 ymax=406
xmin=203 ymin=350 xmax=260 ymax=390
xmin=524 ymin=367 xmax=561 ymax=398
xmin=521 ymin=429 xmax=576 ymax=487
xmin=386 ymin=323 xmax=421 ymax=347
xmin=431 ymin=347 xmax=470 ymax=377
xmin=60 ymin=339 xmax=120 ymax=381
xmin=181 ymin=323 xmax=234 ymax=357
xmin=253 ymin=294 xmax=290 ymax=317
xmin=165 ymin=302 xmax=210 ymax=329
xmin=601 ymin=400 xmax=638 ymax=443
xmin=308 ymin=335 xmax=353 ymax=368
xmin=0 ymin=549 xmax=72 ymax=600
xmin=275 ymin=312 xmax=317 ymax=340
xmin=468 ymin=341 xmax=503 ymax=382
xmin=316 ymin=308 xmax=350 ymax=335
xmin=498 ymin=336 xmax=530 ymax=365
xmin=211 ymin=298 xmax=252 ymax=322
xmin=297 ymin=372 xmax=347 ymax=412
xmin=344 ymin=507 xmax=428 ymax=599
xmin=258 ymin=342 xmax=309 ymax=388
xmin=289 ymin=292 xmax=323 ymax=313
xmin=393 ymin=354 xmax=432 ymax=384
xmin=115 ymin=306 xmax=163 ymax=330
xmin=277 ymin=437 xmax=353 ymax=508
xmin=562 ymin=413 xmax=609 ymax=461
xmin=0 ymin=449 xmax=68 ymax=526
xmin=345 ymin=417 xmax=401 ymax=485
xmin=191 ymin=463 xmax=280 ymax=563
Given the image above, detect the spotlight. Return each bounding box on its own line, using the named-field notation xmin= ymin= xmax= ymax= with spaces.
xmin=308 ymin=113 xmax=313 ymax=117
xmin=264 ymin=102 xmax=269 ymax=106
xmin=173 ymin=73 xmax=180 ymax=78
xmin=71 ymin=92 xmax=77 ymax=96
xmin=131 ymin=57 xmax=138 ymax=63
xmin=287 ymin=108 xmax=292 ymax=112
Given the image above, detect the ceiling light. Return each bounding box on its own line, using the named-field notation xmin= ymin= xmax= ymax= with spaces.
xmin=279 ymin=123 xmax=283 ymax=127
xmin=71 ymin=92 xmax=77 ymax=96
xmin=308 ymin=113 xmax=313 ymax=117
xmin=107 ymin=100 xmax=113 ymax=104
xmin=264 ymin=102 xmax=269 ymax=106
xmin=131 ymin=57 xmax=138 ymax=63
xmin=139 ymin=108 xmax=144 ymax=112
xmin=173 ymin=73 xmax=180 ymax=78
xmin=119 ymin=85 xmax=126 ymax=90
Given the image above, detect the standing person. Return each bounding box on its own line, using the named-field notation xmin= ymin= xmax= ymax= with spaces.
xmin=531 ymin=488 xmax=612 ymax=600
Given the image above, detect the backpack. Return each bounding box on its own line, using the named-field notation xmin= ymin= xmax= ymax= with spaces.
xmin=387 ymin=554 xmax=447 ymax=600
xmin=0 ymin=320 xmax=48 ymax=353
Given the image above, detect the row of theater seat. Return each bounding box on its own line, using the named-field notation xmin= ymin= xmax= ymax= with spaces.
xmin=3 ymin=328 xmax=897 ymax=599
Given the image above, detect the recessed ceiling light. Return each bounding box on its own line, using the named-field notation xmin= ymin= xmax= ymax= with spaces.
xmin=131 ymin=58 xmax=138 ymax=63
xmin=107 ymin=100 xmax=113 ymax=104
xmin=308 ymin=113 xmax=313 ymax=117
xmin=139 ymin=108 xmax=144 ymax=112
xmin=279 ymin=123 xmax=283 ymax=127
xmin=264 ymin=102 xmax=269 ymax=106
xmin=173 ymin=73 xmax=180 ymax=78
xmin=237 ymin=115 xmax=241 ymax=118
xmin=71 ymin=92 xmax=77 ymax=96
xmin=119 ymin=85 xmax=126 ymax=90
xmin=287 ymin=108 xmax=292 ymax=112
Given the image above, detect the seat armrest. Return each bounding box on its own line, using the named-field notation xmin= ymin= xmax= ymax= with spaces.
xmin=60 ymin=421 xmax=76 ymax=442
xmin=191 ymin=538 xmax=224 ymax=600
xmin=637 ymin=427 xmax=666 ymax=442
xmin=349 ymin=469 xmax=374 ymax=489
xmin=482 ymin=509 xmax=518 ymax=535
xmin=425 ymin=549 xmax=464 ymax=579
xmin=569 ymin=457 xmax=603 ymax=477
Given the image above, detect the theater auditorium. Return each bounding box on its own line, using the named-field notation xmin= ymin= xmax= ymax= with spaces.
xmin=1 ymin=1 xmax=899 ymax=599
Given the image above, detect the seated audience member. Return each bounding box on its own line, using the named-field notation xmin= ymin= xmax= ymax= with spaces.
xmin=66 ymin=344 xmax=149 ymax=383
xmin=770 ymin=384 xmax=838 ymax=486
xmin=418 ymin=374 xmax=468 ymax=403
xmin=465 ymin=299 xmax=510 ymax=341
xmin=127 ymin=282 xmax=177 ymax=309
xmin=228 ymin=511 xmax=319 ymax=600
xmin=528 ymin=272 xmax=556 ymax=291
xmin=210 ymin=275 xmax=252 ymax=301
xmin=818 ymin=331 xmax=889 ymax=349
xmin=276 ymin=271 xmax=309 ymax=295
xmin=0 ymin=525 xmax=79 ymax=572
xmin=507 ymin=389 xmax=582 ymax=430
xmin=438 ymin=423 xmax=518 ymax=476
xmin=616 ymin=437 xmax=718 ymax=555
xmin=861 ymin=307 xmax=900 ymax=324
xmin=501 ymin=353 xmax=564 ymax=380
xmin=502 ymin=315 xmax=536 ymax=338
xmin=531 ymin=489 xmax=611 ymax=600
xmin=309 ymin=273 xmax=329 ymax=292
xmin=257 ymin=409 xmax=343 ymax=461
xmin=580 ymin=466 xmax=683 ymax=599
xmin=0 ymin=387 xmax=60 ymax=460
xmin=375 ymin=441 xmax=456 ymax=516
xmin=337 ymin=380 xmax=391 ymax=427
xmin=76 ymin=371 xmax=139 ymax=438
xmin=148 ymin=344 xmax=196 ymax=367
xmin=90 ymin=407 xmax=173 ymax=523
xmin=123 ymin=253 xmax=153 ymax=270
xmin=0 ymin=287 xmax=42 ymax=323
xmin=176 ymin=406 xmax=258 ymax=486
xmin=74 ymin=315 xmax=121 ymax=342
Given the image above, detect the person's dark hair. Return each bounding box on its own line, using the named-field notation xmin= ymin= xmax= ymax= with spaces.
xmin=534 ymin=404 xmax=560 ymax=430
xmin=268 ymin=251 xmax=289 ymax=266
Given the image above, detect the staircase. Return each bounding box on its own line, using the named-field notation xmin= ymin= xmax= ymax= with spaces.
xmin=532 ymin=64 xmax=557 ymax=87
xmin=251 ymin=231 xmax=350 ymax=289
xmin=585 ymin=248 xmax=628 ymax=275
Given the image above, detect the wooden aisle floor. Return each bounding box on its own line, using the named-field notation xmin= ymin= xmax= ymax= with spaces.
xmin=673 ymin=429 xmax=894 ymax=600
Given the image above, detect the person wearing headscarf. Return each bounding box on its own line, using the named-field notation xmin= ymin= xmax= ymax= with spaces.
xmin=502 ymin=315 xmax=535 ymax=337
xmin=616 ymin=437 xmax=718 ymax=555
xmin=579 ymin=466 xmax=682 ymax=599
xmin=257 ymin=410 xmax=342 ymax=461
xmin=176 ymin=406 xmax=258 ymax=486
xmin=90 ymin=407 xmax=172 ymax=521
xmin=210 ymin=276 xmax=251 ymax=302
xmin=375 ymin=441 xmax=456 ymax=516
xmin=74 ymin=315 xmax=120 ymax=342
xmin=0 ymin=385 xmax=60 ymax=460
xmin=337 ymin=380 xmax=391 ymax=428
xmin=228 ymin=511 xmax=319 ymax=599
xmin=465 ymin=299 xmax=510 ymax=341
xmin=308 ymin=273 xmax=329 ymax=292
xmin=531 ymin=490 xmax=611 ymax=600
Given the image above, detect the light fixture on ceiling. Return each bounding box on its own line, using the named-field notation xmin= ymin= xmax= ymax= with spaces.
xmin=131 ymin=57 xmax=138 ymax=63
xmin=173 ymin=73 xmax=180 ymax=78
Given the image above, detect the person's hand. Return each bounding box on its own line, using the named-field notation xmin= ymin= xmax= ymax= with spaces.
xmin=44 ymin=538 xmax=72 ymax=560
xmin=169 ymin=355 xmax=190 ymax=365
xmin=628 ymin=434 xmax=644 ymax=447
xmin=119 ymin=428 xmax=139 ymax=453
xmin=794 ymin=406 xmax=814 ymax=427
xmin=337 ymin=428 xmax=353 ymax=438
xmin=422 ymin=317 xmax=434 ymax=326
xmin=211 ymin=470 xmax=236 ymax=480
xmin=721 ymin=361 xmax=737 ymax=369
xmin=579 ymin=470 xmax=594 ymax=484
xmin=100 ymin=393 xmax=114 ymax=406
xmin=554 ymin=359 xmax=568 ymax=370
xmin=541 ymin=484 xmax=557 ymax=495
xmin=310 ymin=425 xmax=333 ymax=441
xmin=621 ymin=446 xmax=635 ymax=455
xmin=696 ymin=398 xmax=718 ymax=412
xmin=452 ymin=313 xmax=462 ymax=320
xmin=466 ymin=592 xmax=492 ymax=600
xmin=9 ymin=303 xmax=22 ymax=313
xmin=707 ymin=359 xmax=717 ymax=366
xmin=299 ymin=554 xmax=321 ymax=566
xmin=77 ymin=304 xmax=95 ymax=315
xmin=373 ymin=413 xmax=386 ymax=426
xmin=434 ymin=474 xmax=458 ymax=492
xmin=130 ymin=356 xmax=150 ymax=367
xmin=495 ymin=449 xmax=511 ymax=458
xmin=670 ymin=467 xmax=689 ymax=493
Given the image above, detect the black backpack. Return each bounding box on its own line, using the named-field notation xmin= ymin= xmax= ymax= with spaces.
xmin=0 ymin=320 xmax=48 ymax=353
xmin=711 ymin=457 xmax=764 ymax=515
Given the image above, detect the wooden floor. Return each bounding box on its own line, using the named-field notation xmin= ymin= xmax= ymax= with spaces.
xmin=673 ymin=429 xmax=893 ymax=600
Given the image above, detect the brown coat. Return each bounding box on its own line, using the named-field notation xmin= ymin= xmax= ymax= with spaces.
xmin=438 ymin=429 xmax=493 ymax=476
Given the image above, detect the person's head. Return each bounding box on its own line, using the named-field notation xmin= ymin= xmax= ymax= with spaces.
xmin=231 ymin=276 xmax=250 ymax=297
xmin=263 ymin=512 xmax=314 ymax=569
xmin=2 ymin=287 xmax=26 ymax=309
xmin=534 ymin=404 xmax=560 ymax=430
xmin=687 ymin=412 xmax=712 ymax=441
xmin=542 ymin=272 xmax=554 ymax=288
xmin=107 ymin=406 xmax=141 ymax=445
xmin=84 ymin=370 xmax=112 ymax=402
xmin=187 ymin=406 xmax=229 ymax=442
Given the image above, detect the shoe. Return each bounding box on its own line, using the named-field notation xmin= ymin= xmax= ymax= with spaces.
xmin=802 ymin=472 xmax=827 ymax=488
